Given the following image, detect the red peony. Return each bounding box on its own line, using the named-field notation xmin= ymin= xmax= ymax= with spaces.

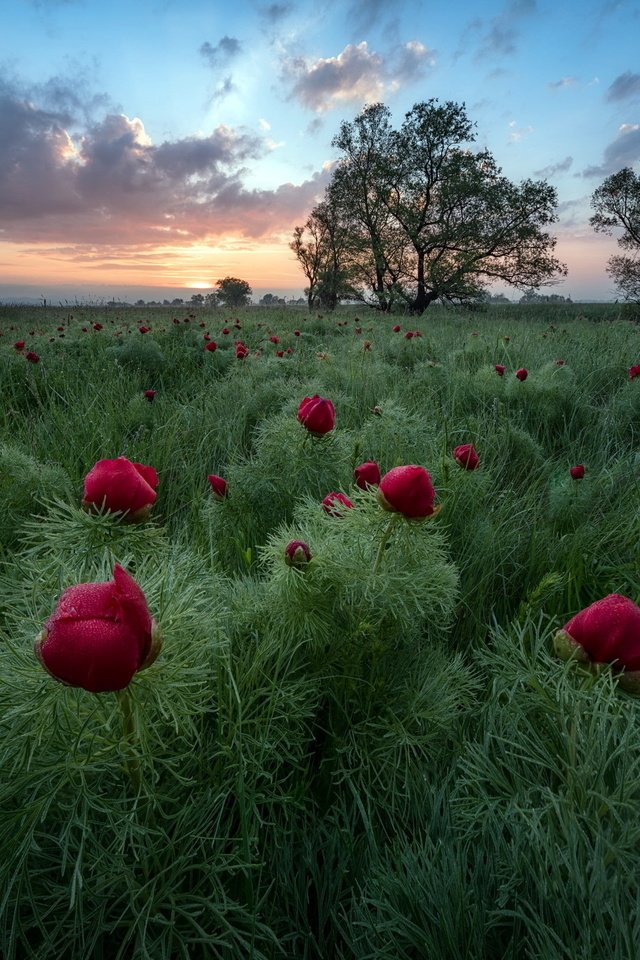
xmin=26 ymin=351 xmax=40 ymax=363
xmin=629 ymin=364 xmax=640 ymax=380
xmin=208 ymin=474 xmax=228 ymax=499
xmin=554 ymin=594 xmax=640 ymax=690
xmin=515 ymin=368 xmax=528 ymax=381
xmin=354 ymin=460 xmax=381 ymax=489
xmin=453 ymin=443 xmax=480 ymax=471
xmin=205 ymin=341 xmax=217 ymax=352
xmin=284 ymin=540 xmax=312 ymax=567
xmin=321 ymin=492 xmax=354 ymax=516
xmin=235 ymin=343 xmax=249 ymax=359
xmin=377 ymin=465 xmax=436 ymax=519
xmin=34 ymin=564 xmax=162 ymax=693
xmin=138 ymin=326 xmax=150 ymax=334
xmin=570 ymin=464 xmax=585 ymax=480
xmin=297 ymin=395 xmax=336 ymax=435
xmin=495 ymin=364 xmax=506 ymax=376
xmin=82 ymin=456 xmax=158 ymax=520
xmin=143 ymin=390 xmax=156 ymax=401
xmin=14 ymin=340 xmax=25 ymax=350
xmin=392 ymin=325 xmax=401 ymax=333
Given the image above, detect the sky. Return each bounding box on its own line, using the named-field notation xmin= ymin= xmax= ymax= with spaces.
xmin=0 ymin=0 xmax=639 ymax=303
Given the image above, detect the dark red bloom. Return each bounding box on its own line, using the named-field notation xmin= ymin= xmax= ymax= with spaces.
xmin=554 ymin=594 xmax=640 ymax=685
xmin=629 ymin=364 xmax=640 ymax=380
xmin=34 ymin=564 xmax=162 ymax=693
xmin=453 ymin=444 xmax=480 ymax=471
xmin=276 ymin=350 xmax=284 ymax=357
xmin=143 ymin=390 xmax=156 ymax=401
xmin=354 ymin=460 xmax=381 ymax=489
xmin=204 ymin=341 xmax=217 ymax=352
xmin=392 ymin=325 xmax=401 ymax=332
xmin=139 ymin=326 xmax=150 ymax=334
xmin=208 ymin=474 xmax=228 ymax=499
xmin=222 ymin=327 xmax=230 ymax=335
xmin=555 ymin=359 xmax=566 ymax=366
xmin=515 ymin=368 xmax=528 ymax=381
xmin=82 ymin=457 xmax=158 ymax=520
xmin=495 ymin=364 xmax=506 ymax=376
xmin=284 ymin=540 xmax=312 ymax=567
xmin=377 ymin=465 xmax=436 ymax=519
xmin=294 ymin=330 xmax=301 ymax=336
xmin=570 ymin=464 xmax=585 ymax=480
xmin=297 ymin=395 xmax=335 ymax=435
xmin=26 ymin=351 xmax=40 ymax=363
xmin=404 ymin=331 xmax=414 ymax=340
xmin=14 ymin=340 xmax=25 ymax=349
xmin=235 ymin=343 xmax=249 ymax=359
xmin=93 ymin=323 xmax=103 ymax=331
xmin=322 ymin=492 xmax=354 ymax=516
xmin=269 ymin=336 xmax=280 ymax=344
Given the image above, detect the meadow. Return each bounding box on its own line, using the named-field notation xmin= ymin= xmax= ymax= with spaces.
xmin=0 ymin=301 xmax=639 ymax=959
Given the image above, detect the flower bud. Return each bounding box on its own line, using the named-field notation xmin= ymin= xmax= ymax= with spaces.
xmin=284 ymin=539 xmax=312 ymax=567
xmin=570 ymin=464 xmax=585 ymax=480
xmin=494 ymin=364 xmax=506 ymax=376
xmin=35 ymin=564 xmax=162 ymax=693
xmin=208 ymin=474 xmax=228 ymax=499
xmin=82 ymin=456 xmax=158 ymax=521
xmin=143 ymin=390 xmax=156 ymax=401
xmin=377 ymin=465 xmax=436 ymax=519
xmin=354 ymin=460 xmax=381 ymax=489
xmin=297 ymin=395 xmax=336 ymax=435
xmin=515 ymin=368 xmax=528 ymax=381
xmin=554 ymin=594 xmax=640 ymax=692
xmin=321 ymin=492 xmax=354 ymax=516
xmin=629 ymin=364 xmax=640 ymax=380
xmin=453 ymin=443 xmax=480 ymax=471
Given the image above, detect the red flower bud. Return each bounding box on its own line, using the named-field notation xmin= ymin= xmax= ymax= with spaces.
xmin=93 ymin=323 xmax=103 ymax=331
xmin=570 ymin=464 xmax=585 ymax=480
xmin=34 ymin=564 xmax=162 ymax=693
xmin=392 ymin=325 xmax=401 ymax=332
xmin=555 ymin=359 xmax=566 ymax=366
xmin=235 ymin=343 xmax=249 ymax=359
xmin=222 ymin=327 xmax=230 ymax=335
xmin=208 ymin=474 xmax=227 ymax=499
xmin=138 ymin=326 xmax=150 ymax=334
xmin=377 ymin=465 xmax=436 ymax=519
xmin=453 ymin=443 xmax=480 ymax=471
xmin=284 ymin=539 xmax=312 ymax=567
xmin=269 ymin=336 xmax=280 ymax=344
xmin=82 ymin=457 xmax=158 ymax=520
xmin=204 ymin=341 xmax=217 ymax=352
xmin=515 ymin=368 xmax=528 ymax=381
xmin=26 ymin=351 xmax=40 ymax=363
xmin=629 ymin=364 xmax=640 ymax=380
xmin=354 ymin=460 xmax=381 ymax=489
xmin=495 ymin=364 xmax=506 ymax=376
xmin=404 ymin=331 xmax=414 ymax=340
xmin=321 ymin=492 xmax=354 ymax=516
xmin=294 ymin=330 xmax=301 ymax=336
xmin=143 ymin=390 xmax=156 ymax=401
xmin=297 ymin=395 xmax=336 ymax=435
xmin=554 ymin=594 xmax=640 ymax=690
xmin=14 ymin=340 xmax=25 ymax=349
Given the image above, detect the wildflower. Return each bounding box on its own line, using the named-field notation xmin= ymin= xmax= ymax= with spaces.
xmin=208 ymin=474 xmax=228 ymax=499
xmin=515 ymin=368 xmax=528 ymax=381
xmin=297 ymin=395 xmax=335 ymax=435
xmin=453 ymin=444 xmax=480 ymax=470
xmin=322 ymin=492 xmax=354 ymax=516
xmin=143 ymin=390 xmax=156 ymax=401
xmin=570 ymin=464 xmax=585 ymax=480
xmin=377 ymin=465 xmax=436 ymax=519
xmin=354 ymin=461 xmax=381 ymax=489
xmin=82 ymin=457 xmax=158 ymax=520
xmin=554 ymin=594 xmax=640 ymax=692
xmin=495 ymin=364 xmax=506 ymax=376
xmin=284 ymin=540 xmax=312 ymax=567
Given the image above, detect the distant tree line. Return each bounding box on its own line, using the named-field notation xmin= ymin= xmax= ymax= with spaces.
xmin=291 ymin=99 xmax=567 ymax=314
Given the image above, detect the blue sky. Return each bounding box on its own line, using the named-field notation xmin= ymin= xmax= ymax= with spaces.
xmin=1 ymin=0 xmax=638 ymax=300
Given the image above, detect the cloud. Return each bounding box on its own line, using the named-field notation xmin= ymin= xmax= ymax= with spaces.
xmin=283 ymin=40 xmax=434 ymax=113
xmin=534 ymin=156 xmax=573 ymax=177
xmin=199 ymin=36 xmax=241 ymax=68
xmin=470 ymin=0 xmax=538 ymax=61
xmin=0 ymin=74 xmax=330 ymax=249
xmin=606 ymin=71 xmax=640 ymax=101
xmin=508 ymin=120 xmax=533 ymax=141
xmin=582 ymin=123 xmax=640 ymax=177
xmin=260 ymin=2 xmax=294 ymax=24
xmin=209 ymin=76 xmax=236 ymax=103
xmin=547 ymin=77 xmax=578 ymax=90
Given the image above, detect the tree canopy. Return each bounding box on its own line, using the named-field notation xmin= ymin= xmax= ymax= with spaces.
xmin=292 ymin=99 xmax=566 ymax=314
xmin=590 ymin=167 xmax=640 ymax=304
xmin=215 ymin=276 xmax=253 ymax=307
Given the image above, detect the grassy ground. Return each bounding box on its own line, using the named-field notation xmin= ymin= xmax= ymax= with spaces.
xmin=0 ymin=302 xmax=639 ymax=958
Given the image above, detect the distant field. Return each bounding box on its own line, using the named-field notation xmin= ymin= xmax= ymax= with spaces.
xmin=1 ymin=302 xmax=639 ymax=959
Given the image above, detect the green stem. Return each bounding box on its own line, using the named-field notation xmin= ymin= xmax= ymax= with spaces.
xmin=117 ymin=688 xmax=142 ymax=794
xmin=372 ymin=514 xmax=400 ymax=576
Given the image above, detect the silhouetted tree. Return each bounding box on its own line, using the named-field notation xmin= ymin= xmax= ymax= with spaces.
xmin=590 ymin=167 xmax=640 ymax=303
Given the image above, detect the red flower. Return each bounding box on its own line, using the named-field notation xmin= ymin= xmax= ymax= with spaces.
xmin=208 ymin=474 xmax=228 ymax=499
xmin=93 ymin=323 xmax=103 ymax=331
xmin=629 ymin=364 xmax=640 ymax=380
xmin=392 ymin=325 xmax=401 ymax=332
xmin=204 ymin=341 xmax=218 ymax=352
xmin=354 ymin=460 xmax=381 ymax=489
xmin=515 ymin=368 xmax=528 ymax=381
xmin=82 ymin=457 xmax=158 ymax=520
xmin=555 ymin=359 xmax=566 ymax=366
xmin=138 ymin=326 xmax=150 ymax=334
xmin=269 ymin=335 xmax=280 ymax=344
xmin=26 ymin=351 xmax=40 ymax=363
xmin=495 ymin=364 xmax=506 ymax=376
xmin=143 ymin=390 xmax=156 ymax=401
xmin=322 ymin=492 xmax=354 ymax=516
xmin=377 ymin=465 xmax=436 ymax=519
xmin=284 ymin=540 xmax=312 ymax=567
xmin=297 ymin=395 xmax=335 ymax=435
xmin=34 ymin=564 xmax=162 ymax=693
xmin=453 ymin=443 xmax=480 ymax=471
xmin=14 ymin=340 xmax=25 ymax=350
xmin=570 ymin=464 xmax=585 ymax=480
xmin=554 ymin=594 xmax=640 ymax=686
xmin=276 ymin=350 xmax=284 ymax=358
xmin=235 ymin=343 xmax=249 ymax=359
xmin=222 ymin=327 xmax=230 ymax=335
xmin=294 ymin=330 xmax=301 ymax=336
xmin=404 ymin=331 xmax=414 ymax=340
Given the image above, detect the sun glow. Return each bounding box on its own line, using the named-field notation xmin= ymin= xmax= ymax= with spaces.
xmin=188 ymin=280 xmax=212 ymax=289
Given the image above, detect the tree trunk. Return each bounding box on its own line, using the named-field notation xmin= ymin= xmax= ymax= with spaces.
xmin=410 ymin=249 xmax=437 ymax=314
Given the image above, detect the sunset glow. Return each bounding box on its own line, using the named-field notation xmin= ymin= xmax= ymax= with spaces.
xmin=1 ymin=0 xmax=638 ymax=302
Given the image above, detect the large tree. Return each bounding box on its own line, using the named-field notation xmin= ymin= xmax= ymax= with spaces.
xmin=292 ymin=99 xmax=566 ymax=314
xmin=590 ymin=167 xmax=640 ymax=303
xmin=215 ymin=276 xmax=252 ymax=307
xmin=289 ymin=198 xmax=356 ymax=310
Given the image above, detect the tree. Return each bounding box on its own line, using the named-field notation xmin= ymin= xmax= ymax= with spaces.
xmin=290 ymin=199 xmax=357 ymax=310
xmin=190 ymin=293 xmax=205 ymax=305
xmin=215 ymin=277 xmax=252 ymax=307
xmin=590 ymin=168 xmax=640 ymax=303
xmin=293 ymin=99 xmax=566 ymax=314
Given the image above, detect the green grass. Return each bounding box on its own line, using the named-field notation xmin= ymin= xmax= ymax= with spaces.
xmin=0 ymin=302 xmax=638 ymax=958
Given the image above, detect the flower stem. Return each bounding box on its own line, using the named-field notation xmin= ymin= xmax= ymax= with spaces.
xmin=372 ymin=514 xmax=400 ymax=576
xmin=117 ymin=688 xmax=142 ymax=794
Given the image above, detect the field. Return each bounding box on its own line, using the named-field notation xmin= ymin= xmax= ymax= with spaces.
xmin=1 ymin=301 xmax=639 ymax=959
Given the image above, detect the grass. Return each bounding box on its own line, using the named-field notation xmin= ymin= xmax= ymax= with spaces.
xmin=0 ymin=301 xmax=638 ymax=958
